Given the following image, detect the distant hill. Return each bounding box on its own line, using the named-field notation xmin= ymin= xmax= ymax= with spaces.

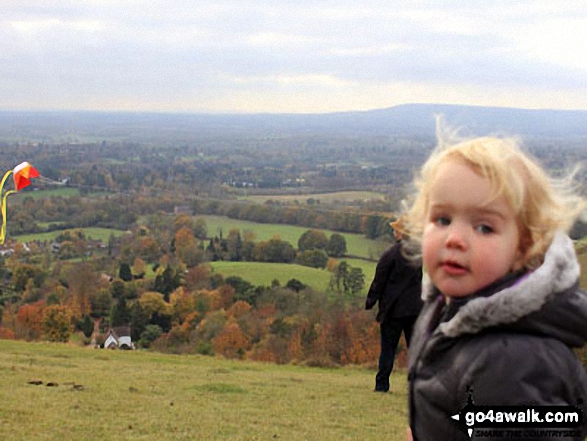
xmin=1 ymin=104 xmax=586 ymax=142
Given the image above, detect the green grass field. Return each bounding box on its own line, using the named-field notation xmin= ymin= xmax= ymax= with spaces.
xmin=200 ymin=215 xmax=387 ymax=260
xmin=14 ymin=228 xmax=127 ymax=243
xmin=0 ymin=339 xmax=409 ymax=441
xmin=210 ymin=259 xmax=376 ymax=295
xmin=211 ymin=261 xmax=334 ymax=292
xmin=17 ymin=188 xmax=80 ymax=199
xmin=241 ymin=191 xmax=387 ymax=205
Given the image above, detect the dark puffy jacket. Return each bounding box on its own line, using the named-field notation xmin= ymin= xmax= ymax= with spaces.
xmin=409 ymin=232 xmax=587 ymax=441
xmin=365 ymin=240 xmax=423 ymax=322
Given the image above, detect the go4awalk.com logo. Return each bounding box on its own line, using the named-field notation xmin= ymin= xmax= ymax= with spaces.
xmin=450 ymin=389 xmax=584 ymax=439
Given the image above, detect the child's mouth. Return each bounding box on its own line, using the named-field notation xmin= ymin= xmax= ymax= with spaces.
xmin=441 ymin=260 xmax=468 ymax=275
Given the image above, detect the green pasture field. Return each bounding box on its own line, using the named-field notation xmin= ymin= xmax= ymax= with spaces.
xmin=15 ymin=187 xmax=80 ymax=199
xmin=14 ymin=227 xmax=127 ymax=243
xmin=0 ymin=339 xmax=409 ymax=441
xmin=211 ymin=258 xmax=376 ymax=295
xmin=211 ymin=261 xmax=333 ymax=292
xmin=241 ymin=190 xmax=387 ymax=205
xmin=15 ymin=187 xmax=110 ymax=200
xmin=200 ymin=215 xmax=388 ymax=260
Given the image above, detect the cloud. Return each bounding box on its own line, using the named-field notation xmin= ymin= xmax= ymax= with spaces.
xmin=0 ymin=0 xmax=585 ymax=112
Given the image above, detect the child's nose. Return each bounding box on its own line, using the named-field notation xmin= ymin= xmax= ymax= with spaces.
xmin=445 ymin=226 xmax=468 ymax=250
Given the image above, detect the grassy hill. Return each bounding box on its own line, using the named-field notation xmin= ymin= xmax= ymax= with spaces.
xmin=14 ymin=227 xmax=127 ymax=243
xmin=200 ymin=215 xmax=387 ymax=261
xmin=211 ymin=261 xmax=333 ymax=292
xmin=211 ymin=259 xmax=376 ymax=295
xmin=0 ymin=339 xmax=409 ymax=441
xmin=240 ymin=191 xmax=386 ymax=205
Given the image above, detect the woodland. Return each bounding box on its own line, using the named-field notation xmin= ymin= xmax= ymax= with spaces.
xmin=0 ymin=121 xmax=586 ymax=369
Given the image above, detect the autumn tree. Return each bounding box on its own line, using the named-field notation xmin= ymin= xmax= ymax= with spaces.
xmin=1 ymin=304 xmax=17 ymax=336
xmin=0 ymin=327 xmax=15 ymax=339
xmin=196 ymin=309 xmax=227 ymax=342
xmin=22 ymin=279 xmax=42 ymax=303
xmin=132 ymin=257 xmax=146 ymax=279
xmin=173 ymin=214 xmax=194 ymax=234
xmin=297 ymin=249 xmax=328 ymax=268
xmin=193 ymin=217 xmax=207 ymax=239
xmin=16 ymin=302 xmax=45 ymax=340
xmin=298 ymin=229 xmax=328 ymax=252
xmin=67 ymin=262 xmax=98 ymax=318
xmin=327 ymin=315 xmax=353 ymax=365
xmin=227 ymin=300 xmax=252 ymax=319
xmin=185 ymin=264 xmax=211 ymax=291
xmin=139 ymin=291 xmax=172 ymax=318
xmin=43 ymin=305 xmax=72 ymax=342
xmin=212 ymin=318 xmax=250 ymax=359
xmin=170 ymin=287 xmax=196 ymax=324
xmin=12 ymin=264 xmax=46 ymax=293
xmin=326 ymin=233 xmax=347 ymax=257
xmin=138 ymin=236 xmax=161 ymax=263
xmin=174 ymin=227 xmax=203 ymax=267
xmin=253 ymin=237 xmax=295 ymax=263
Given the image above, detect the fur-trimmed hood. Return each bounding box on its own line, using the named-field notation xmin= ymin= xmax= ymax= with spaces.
xmin=422 ymin=231 xmax=587 ymax=347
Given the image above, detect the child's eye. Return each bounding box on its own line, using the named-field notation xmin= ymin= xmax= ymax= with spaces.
xmin=476 ymin=224 xmax=494 ymax=234
xmin=434 ymin=216 xmax=450 ymax=226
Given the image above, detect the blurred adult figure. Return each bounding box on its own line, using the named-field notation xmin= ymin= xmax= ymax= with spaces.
xmin=365 ymin=217 xmax=423 ymax=393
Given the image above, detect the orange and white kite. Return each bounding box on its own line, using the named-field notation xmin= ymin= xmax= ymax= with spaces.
xmin=0 ymin=162 xmax=40 ymax=244
xmin=12 ymin=162 xmax=40 ymax=191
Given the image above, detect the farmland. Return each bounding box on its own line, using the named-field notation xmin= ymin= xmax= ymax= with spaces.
xmin=211 ymin=261 xmax=333 ymax=293
xmin=211 ymin=258 xmax=376 ymax=295
xmin=194 ymin=215 xmax=384 ymax=294
xmin=12 ymin=214 xmax=384 ymax=295
xmin=15 ymin=227 xmax=127 ymax=244
xmin=240 ymin=190 xmax=387 ymax=205
xmin=200 ymin=215 xmax=387 ymax=260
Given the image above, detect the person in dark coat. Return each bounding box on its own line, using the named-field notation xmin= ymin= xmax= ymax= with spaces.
xmin=365 ymin=217 xmax=423 ymax=393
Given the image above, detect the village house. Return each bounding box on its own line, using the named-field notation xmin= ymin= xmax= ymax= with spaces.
xmin=104 ymin=326 xmax=134 ymax=350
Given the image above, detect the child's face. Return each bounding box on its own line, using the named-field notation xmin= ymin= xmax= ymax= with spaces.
xmin=423 ymin=160 xmax=524 ymax=298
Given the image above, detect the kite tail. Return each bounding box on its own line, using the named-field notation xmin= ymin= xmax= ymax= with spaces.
xmin=0 ymin=170 xmax=14 ymax=244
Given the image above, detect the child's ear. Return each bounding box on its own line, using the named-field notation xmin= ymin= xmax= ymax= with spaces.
xmin=513 ymin=229 xmax=532 ymax=271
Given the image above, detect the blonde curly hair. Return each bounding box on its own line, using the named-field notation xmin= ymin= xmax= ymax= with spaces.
xmin=405 ymin=129 xmax=586 ymax=269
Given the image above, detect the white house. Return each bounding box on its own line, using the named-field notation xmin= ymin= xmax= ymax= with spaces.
xmin=104 ymin=326 xmax=134 ymax=350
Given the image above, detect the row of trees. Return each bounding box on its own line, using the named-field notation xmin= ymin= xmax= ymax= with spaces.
xmin=205 ymin=227 xmax=347 ymax=266
xmin=113 ymin=213 xmax=361 ymax=275
xmin=7 ymin=187 xmax=395 ymax=243
xmin=191 ymin=198 xmax=395 ymax=238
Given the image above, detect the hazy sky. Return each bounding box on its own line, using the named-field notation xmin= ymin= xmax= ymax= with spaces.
xmin=2 ymin=1 xmax=586 ymax=114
